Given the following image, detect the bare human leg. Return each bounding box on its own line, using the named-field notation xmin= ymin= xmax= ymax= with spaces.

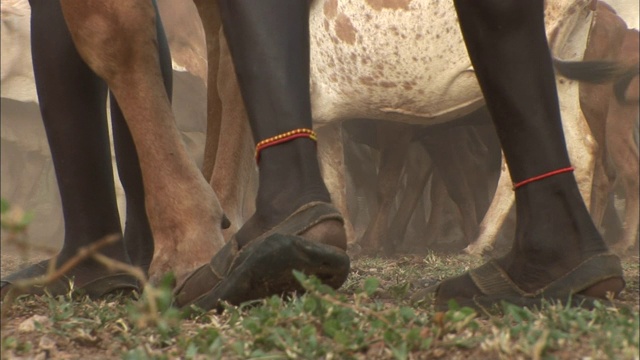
xmin=174 ymin=0 xmax=349 ymax=311
xmin=1 ymin=0 xmax=143 ymax=299
xmin=216 ymin=0 xmax=341 ymax=250
xmin=426 ymin=0 xmax=625 ymax=308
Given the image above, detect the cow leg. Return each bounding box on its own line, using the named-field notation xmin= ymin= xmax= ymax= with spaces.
xmin=465 ymin=156 xmax=513 ymax=255
xmin=608 ymin=29 xmax=639 ymax=254
xmin=466 ymin=124 xmax=499 ymax=221
xmin=0 ymin=0 xmax=133 ymax=299
xmin=103 ymin=0 xmax=173 ymax=273
xmin=423 ymin=170 xmax=447 ymax=248
xmin=360 ymin=124 xmax=412 ymax=254
xmin=606 ymin=88 xmax=639 ymax=254
xmin=316 ymin=123 xmax=357 ymax=245
xmin=208 ymin=33 xmax=257 ymax=239
xmin=342 ymin=121 xmax=384 ymax=245
xmin=387 ymin=145 xmax=433 ymax=252
xmin=110 ymin=96 xmax=157 ymax=272
xmin=343 ymin=132 xmax=380 ymax=244
xmin=588 ymin=151 xmax=614 ymax=229
xmin=600 ymin=192 xmax=623 ymax=244
xmin=423 ymin=128 xmax=482 ymax=248
xmin=582 ymin=84 xmax=615 ymax=231
xmin=433 ymin=0 xmax=625 ymax=304
xmin=193 ymin=0 xmax=223 ymax=181
xmin=59 ymin=0 xmax=226 ymax=284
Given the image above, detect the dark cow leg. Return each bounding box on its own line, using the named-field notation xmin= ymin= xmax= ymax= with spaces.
xmin=422 ymin=127 xmax=482 ymax=248
xmin=1 ymin=0 xmax=137 ymax=299
xmin=424 ymin=170 xmax=447 ymax=248
xmin=110 ymin=100 xmax=155 ymax=273
xmin=387 ymin=147 xmax=433 ymax=252
xmin=217 ymin=0 xmax=340 ymax=250
xmin=361 ymin=124 xmax=412 ymax=255
xmin=429 ymin=0 xmax=625 ymax=306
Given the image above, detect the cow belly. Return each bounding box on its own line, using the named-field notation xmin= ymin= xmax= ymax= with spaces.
xmin=309 ymin=0 xmax=483 ymax=126
xmin=606 ymin=0 xmax=639 ymax=30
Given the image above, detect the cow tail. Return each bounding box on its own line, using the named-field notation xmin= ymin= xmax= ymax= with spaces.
xmin=613 ymin=65 xmax=639 ymax=105
xmin=553 ymin=58 xmax=627 ymax=84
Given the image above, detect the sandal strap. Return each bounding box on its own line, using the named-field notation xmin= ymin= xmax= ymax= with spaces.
xmin=174 ymin=201 xmax=343 ymax=307
xmin=468 ymin=252 xmax=623 ymax=298
xmin=469 ymin=261 xmax=527 ymax=297
xmin=217 ymin=201 xmax=342 ymax=277
xmin=2 ymin=260 xmax=139 ymax=300
xmin=538 ymin=252 xmax=623 ymax=298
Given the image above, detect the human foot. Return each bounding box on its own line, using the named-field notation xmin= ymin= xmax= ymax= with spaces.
xmin=174 ymin=201 xmax=349 ymax=312
xmin=415 ymin=175 xmax=626 ymax=310
xmin=416 ymin=252 xmax=625 ymax=311
xmin=1 ymin=258 xmax=139 ymax=301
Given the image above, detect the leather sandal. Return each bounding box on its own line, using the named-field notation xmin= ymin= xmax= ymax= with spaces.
xmin=412 ymin=252 xmax=625 ymax=311
xmin=1 ymin=259 xmax=140 ymax=301
xmin=174 ymin=201 xmax=350 ymax=313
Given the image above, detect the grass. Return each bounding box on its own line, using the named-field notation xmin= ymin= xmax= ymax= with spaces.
xmin=1 ymin=199 xmax=638 ymax=359
xmin=1 ymin=253 xmax=638 ymax=360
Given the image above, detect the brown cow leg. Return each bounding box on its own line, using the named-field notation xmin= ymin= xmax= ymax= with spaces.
xmin=216 ymin=0 xmax=343 ymax=251
xmin=430 ymin=0 xmax=625 ymax=306
xmin=108 ymin=0 xmax=173 ymax=273
xmin=59 ymin=0 xmax=226 ymax=284
xmin=606 ymin=83 xmax=639 ymax=254
xmin=193 ymin=0 xmax=223 ymax=181
xmin=1 ymin=0 xmax=135 ymax=299
xmin=609 ymin=29 xmax=639 ymax=254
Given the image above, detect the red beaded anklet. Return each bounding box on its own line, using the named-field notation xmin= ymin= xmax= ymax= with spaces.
xmin=255 ymin=128 xmax=317 ymax=163
xmin=512 ymin=166 xmax=575 ymax=190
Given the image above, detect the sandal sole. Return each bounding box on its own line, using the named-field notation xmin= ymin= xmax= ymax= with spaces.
xmin=183 ymin=233 xmax=350 ymax=313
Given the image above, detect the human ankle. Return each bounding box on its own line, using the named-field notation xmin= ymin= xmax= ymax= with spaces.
xmin=512 ymin=177 xmax=607 ymax=255
xmin=257 ymin=139 xmax=331 ymax=212
xmin=237 ymin=184 xmax=331 ymax=249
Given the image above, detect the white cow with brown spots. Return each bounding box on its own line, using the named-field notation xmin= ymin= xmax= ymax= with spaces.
xmin=1 ymin=0 xmax=627 ymax=310
xmin=206 ymin=0 xmax=600 ymax=252
xmin=468 ymin=0 xmax=639 ymax=255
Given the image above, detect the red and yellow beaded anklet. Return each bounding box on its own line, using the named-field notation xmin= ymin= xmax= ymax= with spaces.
xmin=512 ymin=166 xmax=574 ymax=190
xmin=255 ymin=128 xmax=317 ymax=163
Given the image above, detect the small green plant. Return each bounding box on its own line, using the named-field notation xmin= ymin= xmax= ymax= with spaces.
xmin=1 ymin=254 xmax=637 ymax=359
xmin=125 ymin=273 xmax=181 ymax=343
xmin=0 ymin=198 xmax=33 ymax=235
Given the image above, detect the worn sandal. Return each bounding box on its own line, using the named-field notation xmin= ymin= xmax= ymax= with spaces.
xmin=174 ymin=201 xmax=350 ymax=313
xmin=412 ymin=252 xmax=625 ymax=311
xmin=1 ymin=260 xmax=140 ymax=300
